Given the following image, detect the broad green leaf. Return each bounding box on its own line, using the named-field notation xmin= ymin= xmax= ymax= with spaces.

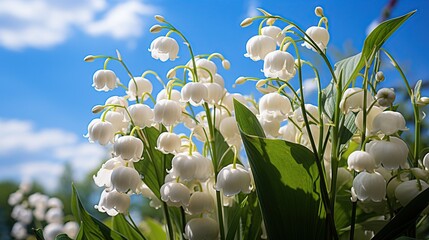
xmin=112 ymin=214 xmax=146 ymax=240
xmin=71 ymin=184 xmax=127 ymax=240
xmin=33 ymin=228 xmax=45 ymax=240
xmin=225 ymin=196 xmax=248 ymax=240
xmin=373 ymin=187 xmax=429 ymax=240
xmin=142 ymin=218 xmax=167 ymax=240
xmin=234 ymin=101 xmax=326 ymax=239
xmin=134 ymin=127 xmax=173 ymax=199
xmin=55 ymin=234 xmax=73 ymax=240
xmin=241 ymin=192 xmax=262 ymax=240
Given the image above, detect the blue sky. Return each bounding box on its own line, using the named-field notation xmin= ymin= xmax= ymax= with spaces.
xmin=0 ymin=0 xmax=428 ymax=190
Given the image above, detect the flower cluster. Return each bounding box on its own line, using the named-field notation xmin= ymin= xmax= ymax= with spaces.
xmin=8 ymin=182 xmax=78 ymax=240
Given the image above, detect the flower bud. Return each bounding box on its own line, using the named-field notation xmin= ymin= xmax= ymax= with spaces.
xmin=376 ymin=71 xmax=385 ymax=82
xmin=376 ymin=88 xmax=395 ymax=107
xmin=44 ymin=223 xmax=64 ymax=240
xmin=266 ymin=17 xmax=276 ymax=26
xmin=423 ymin=153 xmax=429 ymax=170
xmin=166 ymin=68 xmax=176 ymax=79
xmin=45 ymin=208 xmax=63 ymax=224
xmin=92 ymin=105 xmax=105 ymax=113
xmin=417 ymin=96 xmax=429 ymax=106
xmin=115 ymin=49 xmax=122 ymax=61
xmin=240 ymin=18 xmax=253 ymax=27
xmin=150 ymin=24 xmax=163 ymax=33
xmin=84 ymin=55 xmax=95 ymax=62
xmin=411 ymin=168 xmax=429 ymax=181
xmin=315 ymin=6 xmax=324 ymax=17
xmin=222 ymin=59 xmax=230 ymax=70
xmin=154 ymin=15 xmax=165 ymax=23
xmin=63 ymin=221 xmax=79 ymax=239
xmin=235 ymin=77 xmax=247 ymax=85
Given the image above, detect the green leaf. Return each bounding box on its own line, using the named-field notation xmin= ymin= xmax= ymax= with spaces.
xmin=142 ymin=218 xmax=167 ymax=240
xmin=55 ymin=234 xmax=73 ymax=240
xmin=234 ymin=101 xmax=326 ymax=239
xmin=373 ymin=187 xmax=429 ymax=240
xmin=33 ymin=228 xmax=45 ymax=240
xmin=112 ymin=214 xmax=146 ymax=240
xmin=134 ymin=127 xmax=173 ymax=199
xmin=215 ymin=128 xmax=242 ymax=170
xmin=71 ymin=184 xmax=127 ymax=240
xmin=225 ymin=197 xmax=248 ymax=240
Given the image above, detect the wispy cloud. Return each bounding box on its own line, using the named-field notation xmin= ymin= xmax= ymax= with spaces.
xmin=302 ymin=78 xmax=318 ymax=96
xmin=0 ymin=119 xmax=106 ymax=191
xmin=0 ymin=0 xmax=158 ymax=50
xmin=246 ymin=0 xmax=260 ymax=18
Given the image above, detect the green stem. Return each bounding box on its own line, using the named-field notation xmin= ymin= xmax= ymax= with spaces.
xmin=163 ymin=202 xmax=175 ymax=240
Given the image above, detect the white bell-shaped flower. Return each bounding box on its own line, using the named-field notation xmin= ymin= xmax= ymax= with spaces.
xmin=340 ymin=88 xmax=374 ymax=113
xmin=63 ymin=221 xmax=79 ymax=239
xmin=259 ymin=92 xmax=292 ymax=122
xmin=43 ymin=223 xmax=64 ymax=240
xmin=111 ymin=166 xmax=142 ymax=193
xmin=188 ymin=58 xmax=217 ymax=82
xmin=372 ymin=111 xmax=407 ymax=135
xmin=347 ymin=150 xmax=376 ymax=172
xmin=184 ymin=218 xmax=219 ymax=240
xmin=366 ymin=137 xmax=408 ymax=170
xmin=127 ymin=104 xmax=154 ymax=128
xmin=154 ymin=99 xmax=182 ymax=126
xmin=204 ymin=83 xmax=223 ymax=105
xmin=95 ymin=189 xmax=130 ymax=216
xmin=28 ymin=192 xmax=49 ymax=208
xmin=219 ymin=116 xmax=240 ymax=141
xmin=216 ymin=164 xmax=252 ymax=197
xmin=160 ymin=182 xmax=191 ymax=207
xmin=156 ymin=89 xmax=181 ymax=102
xmin=45 ymin=208 xmax=64 ymax=224
xmin=212 ymin=108 xmax=229 ymax=128
xmin=302 ymin=26 xmax=330 ymax=51
xmin=48 ymin=198 xmax=63 ymax=209
xmin=140 ymin=184 xmax=162 ymax=209
xmin=8 ymin=192 xmax=23 ymax=206
xmin=105 ymin=96 xmax=128 ymax=114
xmin=126 ymin=77 xmax=153 ymax=101
xmin=92 ymin=69 xmax=117 ymax=91
xmin=181 ymin=82 xmax=209 ymax=106
xmin=258 ymin=113 xmax=281 ymax=138
xmin=11 ymin=205 xmax=32 ymax=224
xmin=395 ymin=180 xmax=429 ymax=206
xmin=263 ymin=50 xmax=296 ymax=81
xmin=170 ymin=153 xmax=198 ymax=181
xmin=352 ymin=171 xmax=386 ymax=202
xmin=261 ymin=25 xmax=285 ymax=46
xmin=105 ymin=111 xmax=128 ymax=132
xmin=11 ymin=222 xmax=27 ymax=240
xmin=222 ymin=93 xmax=247 ymax=112
xmin=149 ymin=36 xmax=179 ymax=61
xmin=193 ymin=152 xmax=214 ymax=182
xmin=292 ymin=104 xmax=319 ymax=124
xmin=212 ymin=73 xmax=225 ymax=88
xmin=93 ymin=157 xmax=124 ymax=188
xmin=86 ymin=119 xmax=114 ymax=145
xmin=157 ymin=132 xmax=181 ymax=154
xmin=279 ymin=122 xmax=298 ymax=142
xmin=114 ymin=136 xmax=143 ymax=162
xmin=244 ymin=35 xmax=276 ymax=61
xmin=376 ymin=88 xmax=396 ymax=107
xmin=186 ymin=192 xmax=215 ymax=215
xmin=355 ymin=106 xmax=383 ymax=133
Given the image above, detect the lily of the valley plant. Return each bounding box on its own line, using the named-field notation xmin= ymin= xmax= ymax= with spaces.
xmin=64 ymin=6 xmax=429 ymax=240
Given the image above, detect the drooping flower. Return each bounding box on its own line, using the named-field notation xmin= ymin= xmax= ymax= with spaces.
xmin=376 ymin=88 xmax=396 ymax=107
xmin=127 ymin=104 xmax=154 ymax=128
xmin=204 ymin=83 xmax=223 ymax=105
xmin=261 ymin=25 xmax=285 ymax=46
xmin=371 ymin=111 xmax=407 ymax=135
xmin=352 ymin=171 xmax=386 ymax=202
xmin=43 ymin=223 xmax=64 ymax=240
xmin=395 ymin=180 xmax=429 ymax=206
xmin=259 ymin=92 xmax=292 ymax=122
xmin=140 ymin=184 xmax=162 ymax=209
xmin=149 ymin=36 xmax=179 ymax=61
xmin=93 ymin=157 xmax=124 ymax=188
xmin=355 ymin=106 xmax=383 ymax=133
xmin=188 ymin=58 xmax=217 ymax=82
xmin=184 ymin=218 xmax=219 ymax=240
xmin=160 ymin=182 xmax=191 ymax=207
xmin=181 ymin=82 xmax=208 ymax=106
xmin=366 ymin=137 xmax=408 ymax=170
xmin=302 ymin=26 xmax=330 ymax=51
xmin=219 ymin=116 xmax=240 ymax=141
xmin=347 ymin=150 xmax=376 ymax=172
xmin=157 ymin=132 xmax=181 ymax=154
xmin=244 ymin=35 xmax=277 ymax=61
xmin=126 ymin=77 xmax=153 ymax=101
xmin=111 ymin=166 xmax=142 ymax=193
xmin=63 ymin=221 xmax=79 ymax=239
xmin=95 ymin=189 xmax=131 ymax=216
xmin=86 ymin=119 xmax=114 ymax=145
xmin=92 ymin=69 xmax=117 ymax=91
xmin=45 ymin=208 xmax=63 ymax=224
xmin=186 ymin=192 xmax=215 ymax=215
xmin=340 ymin=88 xmax=374 ymax=113
xmin=170 ymin=153 xmax=198 ymax=181
xmin=156 ymin=89 xmax=181 ymax=102
xmin=104 ymin=111 xmax=128 ymax=132
xmin=263 ymin=50 xmax=296 ymax=81
xmin=154 ymin=99 xmax=182 ymax=126
xmin=114 ymin=136 xmax=144 ymax=162
xmin=216 ymin=164 xmax=252 ymax=197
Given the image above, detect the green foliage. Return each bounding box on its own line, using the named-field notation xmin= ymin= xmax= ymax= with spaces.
xmin=234 ymin=100 xmax=326 ymax=239
xmin=142 ymin=218 xmax=167 ymax=240
xmin=112 ymin=214 xmax=146 ymax=240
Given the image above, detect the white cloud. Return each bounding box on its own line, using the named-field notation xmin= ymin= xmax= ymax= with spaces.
xmin=302 ymin=78 xmax=318 ymax=96
xmin=246 ymin=0 xmax=260 ymax=18
xmin=0 ymin=0 xmax=158 ymax=50
xmin=0 ymin=119 xmax=107 ymax=191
